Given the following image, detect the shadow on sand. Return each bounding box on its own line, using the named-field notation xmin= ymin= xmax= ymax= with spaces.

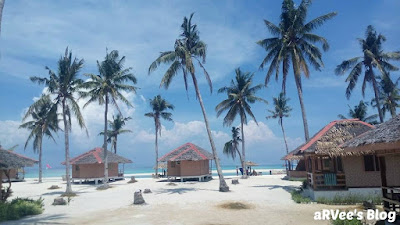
xmin=251 ymin=184 xmax=297 ymax=193
xmin=3 ymin=214 xmax=68 ymax=225
xmin=155 ymin=187 xmax=198 ymax=195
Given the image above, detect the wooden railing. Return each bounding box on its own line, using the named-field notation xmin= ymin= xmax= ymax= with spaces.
xmin=308 ymin=172 xmax=346 ymax=190
xmin=382 ymin=187 xmax=400 ymax=214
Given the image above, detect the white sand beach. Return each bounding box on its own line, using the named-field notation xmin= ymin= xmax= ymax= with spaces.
xmin=2 ymin=174 xmax=352 ymax=225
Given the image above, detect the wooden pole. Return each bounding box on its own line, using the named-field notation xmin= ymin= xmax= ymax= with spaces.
xmin=379 ymin=156 xmax=389 ymax=210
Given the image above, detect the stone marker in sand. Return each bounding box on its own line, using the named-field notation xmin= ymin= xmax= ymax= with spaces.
xmin=52 ymin=197 xmax=67 ymax=205
xmin=232 ymin=179 xmax=239 ymax=185
xmin=134 ymin=190 xmax=145 ymax=205
xmin=144 ymin=189 xmax=152 ymax=193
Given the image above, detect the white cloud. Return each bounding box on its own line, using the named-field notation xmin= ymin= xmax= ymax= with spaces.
xmin=0 ymin=120 xmax=29 ymax=148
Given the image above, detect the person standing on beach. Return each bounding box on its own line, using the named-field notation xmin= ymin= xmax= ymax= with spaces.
xmin=236 ymin=166 xmax=238 ymax=176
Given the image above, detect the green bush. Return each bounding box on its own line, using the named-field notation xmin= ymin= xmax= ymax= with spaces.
xmin=0 ymin=198 xmax=44 ymax=222
xmin=331 ymin=217 xmax=362 ymax=225
xmin=291 ymin=189 xmax=311 ymax=203
xmin=316 ymin=194 xmax=381 ymax=205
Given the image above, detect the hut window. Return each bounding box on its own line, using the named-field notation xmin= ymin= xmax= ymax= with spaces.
xmin=75 ymin=165 xmax=80 ymax=171
xmin=307 ymin=157 xmax=312 ymax=172
xmin=322 ymin=157 xmax=330 ymax=170
xmin=171 ymin=162 xmax=176 ymax=168
xmin=336 ymin=157 xmax=343 ymax=172
xmin=177 ymin=161 xmax=181 ymax=165
xmin=364 ymin=155 xmax=380 ymax=171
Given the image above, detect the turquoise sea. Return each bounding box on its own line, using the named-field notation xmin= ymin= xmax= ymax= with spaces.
xmin=23 ymin=164 xmax=285 ymax=179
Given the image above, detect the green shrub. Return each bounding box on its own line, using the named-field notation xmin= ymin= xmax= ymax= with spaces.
xmin=316 ymin=194 xmax=381 ymax=205
xmin=331 ymin=217 xmax=362 ymax=225
xmin=291 ymin=189 xmax=311 ymax=203
xmin=0 ymin=198 xmax=44 ymax=222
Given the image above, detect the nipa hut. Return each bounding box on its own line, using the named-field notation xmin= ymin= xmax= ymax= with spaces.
xmin=65 ymin=147 xmax=132 ymax=184
xmin=0 ymin=147 xmax=37 ymax=200
xmin=287 ymin=119 xmax=379 ymax=200
xmin=158 ymin=143 xmax=213 ymax=182
xmin=343 ymin=114 xmax=400 ymax=215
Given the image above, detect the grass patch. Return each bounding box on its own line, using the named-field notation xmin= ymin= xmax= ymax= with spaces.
xmin=0 ymin=198 xmax=44 ymax=222
xmin=316 ymin=194 xmax=382 ymax=205
xmin=48 ymin=185 xmax=61 ymax=190
xmin=96 ymin=185 xmax=114 ymax=191
xmin=218 ymin=202 xmax=252 ymax=210
xmin=167 ymin=182 xmax=177 ymax=186
xmin=291 ymin=189 xmax=312 ymax=203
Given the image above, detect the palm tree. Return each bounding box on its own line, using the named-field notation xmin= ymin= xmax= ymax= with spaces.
xmin=30 ymin=47 xmax=86 ymax=194
xmin=0 ymin=0 xmax=5 ymax=36
xmin=267 ymin=92 xmax=292 ymax=174
xmin=371 ymin=74 xmax=400 ymax=119
xmin=82 ymin=49 xmax=137 ymax=187
xmin=335 ymin=25 xmax=400 ymax=123
xmin=223 ymin=127 xmax=242 ymax=163
xmin=99 ymin=114 xmax=132 ymax=154
xmin=20 ymin=95 xmax=58 ymax=183
xmin=338 ymin=100 xmax=378 ymax=124
xmin=144 ymin=95 xmax=174 ymax=176
xmin=148 ymin=13 xmax=229 ymax=192
xmin=257 ymin=0 xmax=337 ymax=141
xmin=216 ymin=68 xmax=266 ymax=178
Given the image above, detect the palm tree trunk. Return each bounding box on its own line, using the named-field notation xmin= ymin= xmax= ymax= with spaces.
xmin=240 ymin=117 xmax=247 ymax=178
xmin=103 ymin=95 xmax=109 ymax=185
xmin=280 ymin=118 xmax=290 ymax=175
xmin=114 ymin=136 xmax=117 ymax=154
xmin=62 ymin=99 xmax=72 ymax=194
xmin=155 ymin=124 xmax=159 ymax=176
xmin=295 ymin=78 xmax=310 ymax=141
xmin=372 ymin=77 xmax=384 ymax=123
xmin=191 ymin=74 xmax=229 ymax=192
xmin=38 ymin=135 xmax=43 ymax=183
xmin=0 ymin=0 xmax=5 ymax=36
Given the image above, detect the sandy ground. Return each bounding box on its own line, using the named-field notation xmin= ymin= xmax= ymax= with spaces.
xmin=1 ymin=175 xmax=352 ymax=225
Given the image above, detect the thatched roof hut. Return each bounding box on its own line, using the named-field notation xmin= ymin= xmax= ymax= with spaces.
xmin=285 ymin=119 xmax=374 ymax=158
xmin=0 ymin=147 xmax=37 ymax=169
xmin=159 ymin=143 xmax=213 ymax=181
xmin=342 ymin=114 xmax=400 ymax=154
xmin=65 ymin=147 xmax=132 ymax=165
xmin=158 ymin=143 xmax=213 ymax=162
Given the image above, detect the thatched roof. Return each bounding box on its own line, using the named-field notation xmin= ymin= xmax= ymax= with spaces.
xmin=64 ymin=147 xmax=132 ymax=165
xmin=0 ymin=148 xmax=38 ymax=169
xmin=158 ymin=143 xmax=213 ymax=162
xmin=342 ymin=114 xmax=400 ymax=154
xmin=153 ymin=162 xmax=167 ymax=170
xmin=285 ymin=119 xmax=374 ymax=158
xmin=282 ymin=149 xmax=304 ymax=161
xmin=246 ymin=161 xmax=259 ymax=167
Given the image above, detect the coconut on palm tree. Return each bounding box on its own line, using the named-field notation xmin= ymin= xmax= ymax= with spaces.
xmin=30 ymin=47 xmax=86 ymax=194
xmin=148 ymin=13 xmax=229 ymax=192
xmin=267 ymin=92 xmax=292 ymax=174
xmin=20 ymin=95 xmax=59 ymax=183
xmin=335 ymin=25 xmax=400 ymax=123
xmin=257 ymin=0 xmax=336 ymax=141
xmin=223 ymin=127 xmax=242 ymax=164
xmin=99 ymin=114 xmax=132 ymax=154
xmin=145 ymin=95 xmax=174 ymax=177
xmin=82 ymin=50 xmax=137 ymax=187
xmin=371 ymin=74 xmax=400 ymax=119
xmin=216 ymin=68 xmax=266 ymax=178
xmin=338 ymin=100 xmax=378 ymax=124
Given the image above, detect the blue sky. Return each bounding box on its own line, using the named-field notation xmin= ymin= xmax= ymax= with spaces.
xmin=0 ymin=0 xmax=399 ymax=168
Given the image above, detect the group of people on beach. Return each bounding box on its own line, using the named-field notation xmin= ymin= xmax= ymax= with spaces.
xmin=236 ymin=166 xmax=259 ymax=176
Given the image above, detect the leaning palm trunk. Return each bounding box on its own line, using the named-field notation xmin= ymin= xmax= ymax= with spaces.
xmin=103 ymin=96 xmax=109 ymax=185
xmin=62 ymin=100 xmax=72 ymax=193
xmin=240 ymin=118 xmax=247 ymax=178
xmin=38 ymin=135 xmax=43 ymax=183
xmin=0 ymin=0 xmax=4 ymax=36
xmin=371 ymin=77 xmax=384 ymax=123
xmin=192 ymin=74 xmax=229 ymax=192
xmin=154 ymin=123 xmax=159 ymax=176
xmin=295 ymin=78 xmax=310 ymax=141
xmin=280 ymin=119 xmax=290 ymax=175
